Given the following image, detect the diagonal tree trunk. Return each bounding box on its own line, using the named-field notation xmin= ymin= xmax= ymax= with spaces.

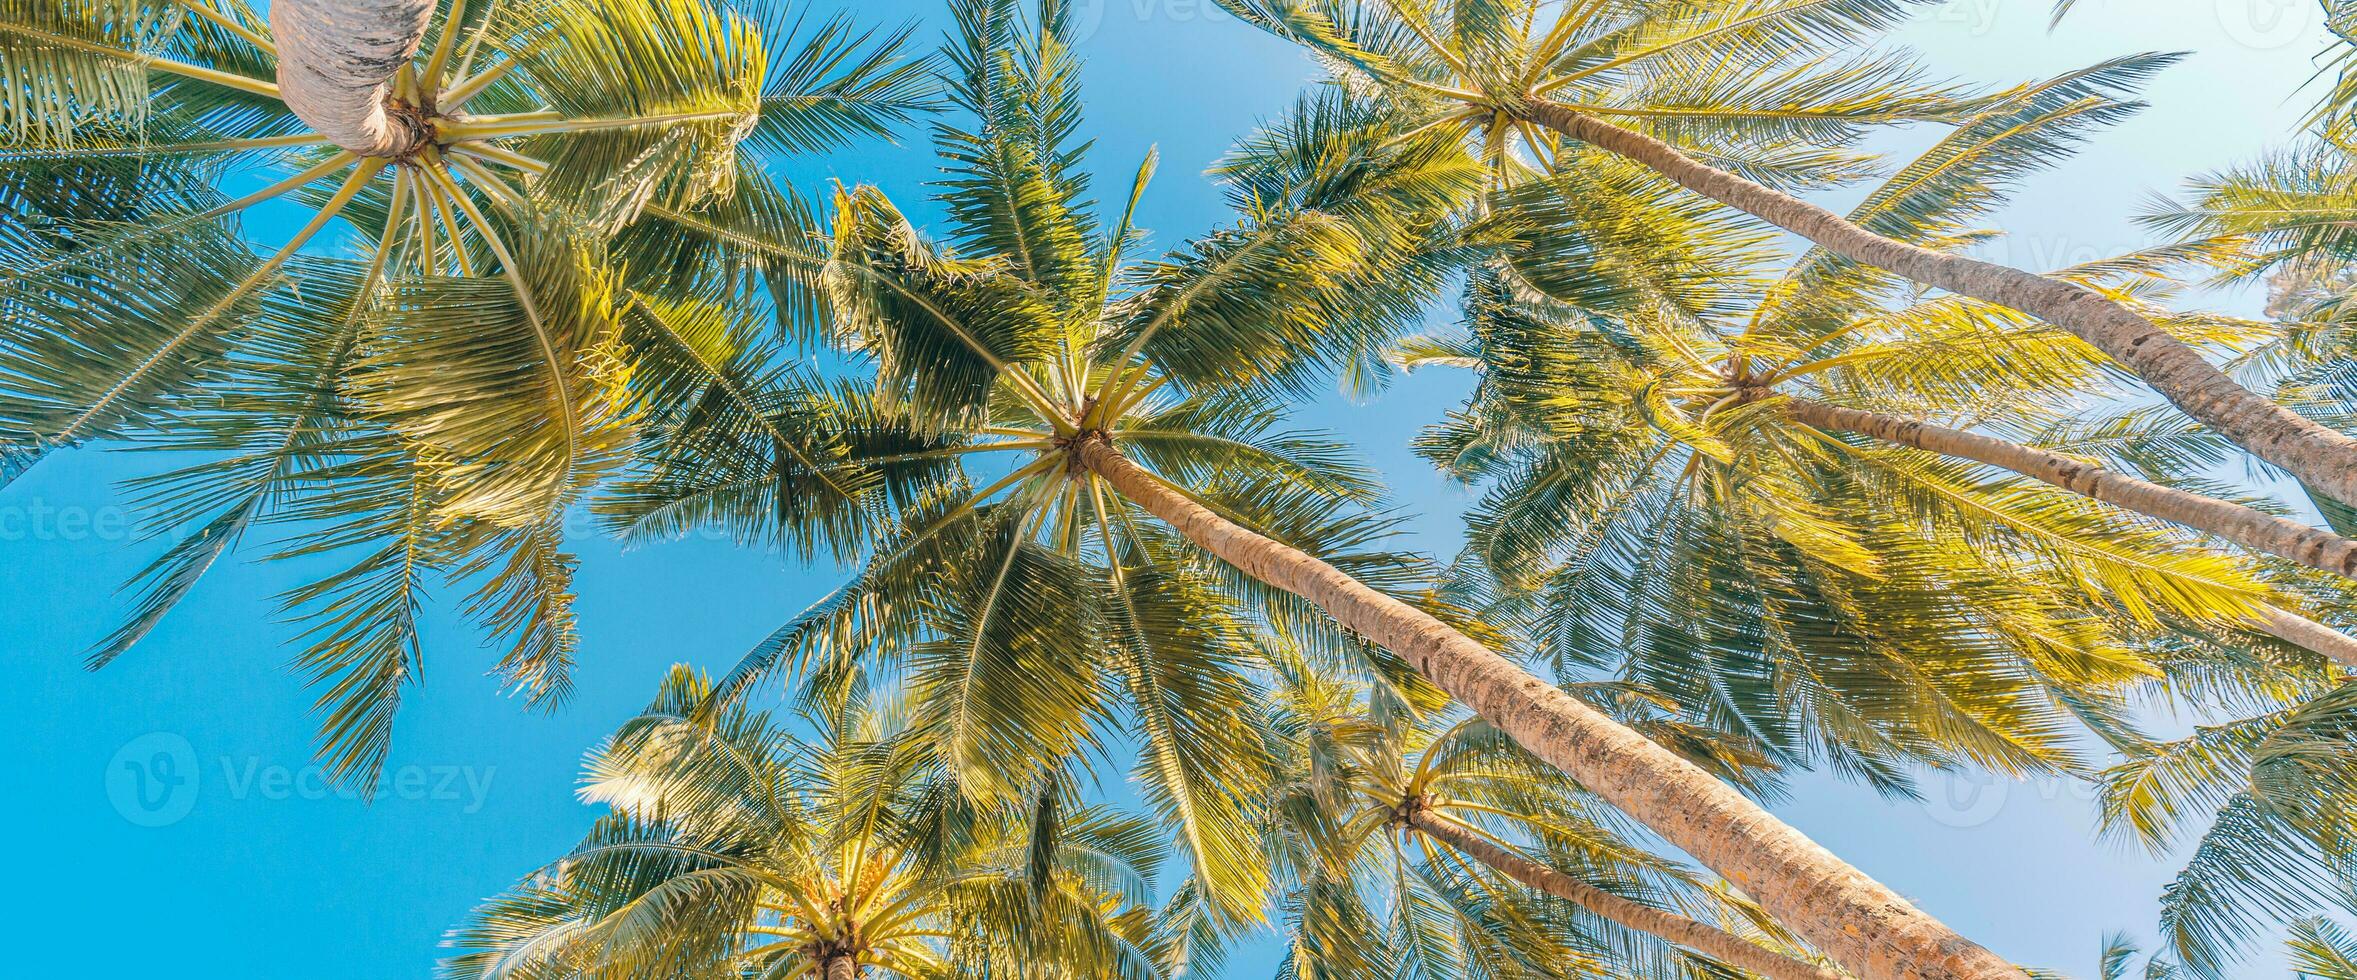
xmin=1404 ymin=809 xmax=1848 ymax=980
xmin=1779 ymin=397 xmax=2357 ymax=581
xmin=1522 ymin=103 xmax=2357 ymax=509
xmin=1778 ymin=396 xmax=2357 ymax=667
xmin=270 ymin=0 xmax=437 ymax=155
xmin=1073 ymin=433 xmax=2027 ymax=980
xmin=2250 ymin=605 xmax=2357 ymax=668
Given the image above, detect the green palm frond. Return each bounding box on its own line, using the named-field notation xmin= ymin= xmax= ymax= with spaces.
xmin=824 ymin=184 xmax=1064 ymax=427
xmin=935 ymin=0 xmax=1099 ymax=305
xmin=2147 ymin=130 xmax=2357 ymax=276
xmin=477 ymin=0 xmax=764 ymax=223
xmin=750 ymin=12 xmax=935 ymax=157
xmin=0 ymin=0 xmax=188 ymax=144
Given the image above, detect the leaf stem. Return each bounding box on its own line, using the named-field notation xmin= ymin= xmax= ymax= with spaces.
xmin=0 ymin=21 xmax=280 ymax=97
xmin=56 ymin=159 xmax=385 ymax=442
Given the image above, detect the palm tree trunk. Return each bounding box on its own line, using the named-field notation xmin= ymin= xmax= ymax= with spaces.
xmin=824 ymin=955 xmax=857 ymax=980
xmin=1073 ymin=434 xmax=2026 ymax=980
xmin=1778 ymin=396 xmax=2357 ymax=667
xmin=269 ymin=0 xmax=437 ymax=155
xmin=2251 ymin=606 xmax=2357 ymax=668
xmin=1520 ymin=102 xmax=2357 ymax=508
xmin=1778 ymin=397 xmax=2357 ymax=580
xmin=1405 ymin=810 xmax=1847 ymax=980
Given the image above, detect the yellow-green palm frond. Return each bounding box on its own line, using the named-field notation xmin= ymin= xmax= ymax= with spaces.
xmin=353 ymin=209 xmax=634 ymax=527
xmin=475 ymin=0 xmax=764 ymax=223
xmin=1760 ymin=53 xmax=2175 ymax=330
xmin=934 ymin=0 xmax=1100 ymax=307
xmin=2146 ymin=129 xmax=2357 ymax=278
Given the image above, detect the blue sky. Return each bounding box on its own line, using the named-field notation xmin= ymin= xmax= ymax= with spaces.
xmin=1 ymin=0 xmax=2344 ymax=975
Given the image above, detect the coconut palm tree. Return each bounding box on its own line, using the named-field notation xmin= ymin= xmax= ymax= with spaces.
xmin=1215 ymin=0 xmax=2357 ymax=510
xmin=444 ymin=666 xmax=1170 ymax=979
xmin=610 ymin=2 xmax=2023 ymax=974
xmin=0 ymin=0 xmax=930 ymax=778
xmin=600 ymin=0 xmax=1476 ymax=929
xmin=1261 ymin=662 xmax=1847 ymax=980
xmin=1214 ymin=17 xmax=2357 ymax=594
xmin=1395 ymin=122 xmax=2357 ymax=792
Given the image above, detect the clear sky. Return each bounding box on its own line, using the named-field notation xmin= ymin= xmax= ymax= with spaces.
xmin=1 ymin=0 xmax=2342 ymax=976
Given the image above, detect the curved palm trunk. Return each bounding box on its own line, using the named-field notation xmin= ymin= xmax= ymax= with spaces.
xmin=1521 ymin=102 xmax=2357 ymax=508
xmin=1073 ymin=434 xmax=2026 ymax=980
xmin=1405 ymin=810 xmax=1847 ymax=980
xmin=270 ymin=0 xmax=437 ymax=155
xmin=824 ymin=955 xmax=858 ymax=980
xmin=1780 ymin=397 xmax=2357 ymax=667
xmin=1780 ymin=398 xmax=2357 ymax=580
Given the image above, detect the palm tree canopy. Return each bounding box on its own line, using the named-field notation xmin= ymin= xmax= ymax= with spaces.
xmin=595 ymin=0 xmax=1493 ymax=927
xmin=0 ymin=0 xmax=931 ymax=780
xmin=1256 ymin=665 xmax=1824 ymax=980
xmin=444 ymin=666 xmax=1172 ymax=979
xmin=1393 ymin=66 xmax=2348 ymax=793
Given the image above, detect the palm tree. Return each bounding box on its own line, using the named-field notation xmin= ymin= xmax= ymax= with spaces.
xmin=602 ymin=0 xmax=1469 ymax=928
xmin=1215 ymin=0 xmax=2357 ymax=509
xmin=444 ymin=666 xmax=1169 ymax=979
xmin=615 ymin=2 xmax=2021 ymax=974
xmin=1262 ymin=663 xmax=1848 ymax=980
xmin=0 ymin=0 xmax=930 ymax=778
xmin=1406 ymin=292 xmax=2357 ymax=681
xmin=2070 ymin=616 xmax=2357 ymax=978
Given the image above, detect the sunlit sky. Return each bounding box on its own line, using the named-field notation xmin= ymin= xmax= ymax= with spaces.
xmin=2 ymin=0 xmax=2343 ymax=975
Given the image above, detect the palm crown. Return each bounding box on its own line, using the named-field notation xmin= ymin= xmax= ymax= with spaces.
xmin=1258 ymin=665 xmax=1834 ymax=979
xmin=445 ymin=666 xmax=1172 ymax=979
xmin=0 ymin=0 xmax=930 ymax=779
xmin=597 ymin=0 xmax=1488 ymax=925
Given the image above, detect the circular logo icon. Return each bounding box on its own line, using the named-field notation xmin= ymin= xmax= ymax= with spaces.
xmin=1068 ymin=0 xmax=1107 ymax=43
xmin=106 ymin=732 xmax=199 ymax=827
xmin=1922 ymin=773 xmax=2009 ymax=829
xmin=2216 ymin=0 xmax=2322 ymax=51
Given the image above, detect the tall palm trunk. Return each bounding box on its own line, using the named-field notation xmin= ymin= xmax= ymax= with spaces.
xmin=1520 ymin=102 xmax=2357 ymax=508
xmin=270 ymin=0 xmax=437 ymax=155
xmin=1073 ymin=434 xmax=2026 ymax=980
xmin=2251 ymin=606 xmax=2357 ymax=668
xmin=824 ymin=955 xmax=857 ymax=980
xmin=1779 ymin=397 xmax=2357 ymax=667
xmin=1404 ymin=810 xmax=1847 ymax=980
xmin=1779 ymin=397 xmax=2357 ymax=580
